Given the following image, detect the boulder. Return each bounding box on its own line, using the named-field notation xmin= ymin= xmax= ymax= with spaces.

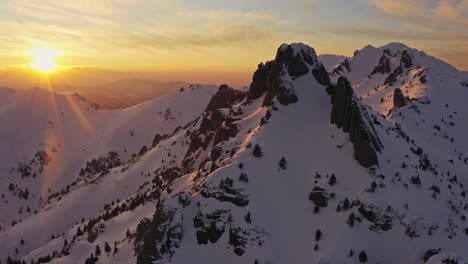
xmin=393 ymin=88 xmax=407 ymax=108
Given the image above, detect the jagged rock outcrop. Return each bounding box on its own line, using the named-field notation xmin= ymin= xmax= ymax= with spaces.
xmin=245 ymin=43 xmax=330 ymax=106
xmin=182 ymin=85 xmax=245 ymax=173
xmin=401 ymin=50 xmax=413 ymax=68
xmin=152 ymin=133 xmax=168 ymax=148
xmin=135 ymin=201 xmax=183 ymax=264
xmin=393 ymin=88 xmax=407 ymax=108
xmin=193 ymin=209 xmax=229 ymax=245
xmin=370 ymin=54 xmax=391 ymax=76
xmin=331 ymin=59 xmax=351 ymax=76
xmin=247 ymin=62 xmax=273 ymax=100
xmin=204 ymin=84 xmax=245 ymax=112
xmin=330 ymin=77 xmax=383 ymax=168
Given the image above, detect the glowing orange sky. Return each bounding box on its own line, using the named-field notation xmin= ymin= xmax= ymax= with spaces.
xmin=0 ymin=0 xmax=467 ymax=87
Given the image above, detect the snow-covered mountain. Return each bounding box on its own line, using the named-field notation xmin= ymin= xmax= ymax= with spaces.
xmin=1 ymin=42 xmax=468 ymax=264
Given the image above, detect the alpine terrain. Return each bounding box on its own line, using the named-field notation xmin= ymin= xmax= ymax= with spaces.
xmin=1 ymin=42 xmax=468 ymax=264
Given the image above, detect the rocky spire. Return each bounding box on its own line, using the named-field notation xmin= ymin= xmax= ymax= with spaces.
xmin=246 ymin=43 xmax=330 ymax=106
xmin=330 ymin=77 xmax=383 ymax=168
xmin=393 ymin=88 xmax=407 ymax=108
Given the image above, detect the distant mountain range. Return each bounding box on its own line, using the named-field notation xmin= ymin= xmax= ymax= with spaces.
xmin=1 ymin=42 xmax=468 ymax=264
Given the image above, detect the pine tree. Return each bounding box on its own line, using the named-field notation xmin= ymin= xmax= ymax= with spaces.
xmin=239 ymin=172 xmax=249 ymax=182
xmin=252 ymin=144 xmax=263 ymax=157
xmin=278 ymin=157 xmax=287 ymax=170
xmin=95 ymin=245 xmax=101 ymax=256
xmin=359 ymin=250 xmax=367 ymax=263
xmin=104 ymin=241 xmax=111 ymax=253
xmin=76 ymin=227 xmax=83 ymax=237
xmin=343 ymin=198 xmax=350 ymax=210
xmin=315 ymin=229 xmax=322 ymax=241
xmin=347 ymin=213 xmax=355 ymax=227
xmin=328 ymin=174 xmax=337 ymax=186
xmin=244 ymin=212 xmax=252 ymax=224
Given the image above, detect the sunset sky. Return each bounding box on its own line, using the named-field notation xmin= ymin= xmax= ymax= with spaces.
xmin=0 ymin=0 xmax=467 ymax=87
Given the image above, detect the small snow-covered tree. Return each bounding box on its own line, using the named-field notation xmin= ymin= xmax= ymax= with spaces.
xmin=104 ymin=241 xmax=111 ymax=253
xmin=359 ymin=250 xmax=367 ymax=263
xmin=328 ymin=174 xmax=337 ymax=186
xmin=315 ymin=229 xmax=322 ymax=241
xmin=253 ymin=144 xmax=263 ymax=158
xmin=278 ymin=157 xmax=287 ymax=170
xmin=95 ymin=245 xmax=101 ymax=256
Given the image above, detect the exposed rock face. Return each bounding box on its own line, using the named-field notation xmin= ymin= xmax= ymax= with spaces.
xmin=200 ymin=178 xmax=249 ymax=207
xmin=182 ymin=85 xmax=245 ymax=173
xmin=393 ymin=88 xmax=407 ymax=108
xmin=247 ymin=62 xmax=273 ymax=100
xmin=358 ymin=204 xmax=393 ymax=232
xmin=193 ymin=210 xmax=229 ymax=245
xmin=205 ymin=84 xmax=245 ymax=112
xmin=331 ymin=59 xmax=351 ymax=76
xmin=151 ymin=133 xmax=168 ymax=148
xmin=384 ymin=73 xmax=397 ymax=86
xmin=370 ymin=54 xmax=391 ymax=76
xmin=384 ymin=65 xmax=404 ymax=86
xmin=135 ymin=201 xmax=183 ymax=264
xmin=245 ymin=43 xmax=330 ymax=106
xmin=330 ymin=77 xmax=383 ymax=168
xmin=401 ymin=50 xmax=413 ymax=68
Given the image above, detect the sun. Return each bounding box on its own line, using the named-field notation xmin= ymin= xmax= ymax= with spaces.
xmin=28 ymin=47 xmax=61 ymax=72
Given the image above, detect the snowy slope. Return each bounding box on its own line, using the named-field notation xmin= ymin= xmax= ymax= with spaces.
xmin=0 ymin=84 xmax=216 ymax=230
xmin=1 ymin=43 xmax=468 ymax=264
xmin=318 ymin=54 xmax=348 ymax=73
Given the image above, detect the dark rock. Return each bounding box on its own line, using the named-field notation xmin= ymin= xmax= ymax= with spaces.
xmin=276 ymin=84 xmax=298 ymax=105
xmin=229 ymin=227 xmax=247 ymax=256
xmin=308 ymin=187 xmax=329 ymax=207
xmin=330 ymin=77 xmax=382 ymax=168
xmin=193 ymin=210 xmax=229 ymax=245
xmin=135 ymin=201 xmax=182 ymax=264
xmin=370 ymin=54 xmax=391 ymax=75
xmin=393 ymin=65 xmax=403 ymax=76
xmin=160 ymin=167 xmax=181 ymax=182
xmin=331 ymin=59 xmax=351 ymax=76
xmin=247 ymin=62 xmax=273 ymax=100
xmin=152 ymin=133 xmax=168 ymax=148
xmin=393 ymin=88 xmax=407 ymax=108
xmin=401 ymin=50 xmax=413 ymax=68
xmin=205 ymin=84 xmax=245 ymax=112
xmin=384 ymin=73 xmax=397 ymax=86
xmin=259 ymin=43 xmax=329 ymax=106
xmin=138 ymin=145 xmax=148 ymax=156
xmin=276 ymin=44 xmax=310 ymax=78
xmin=312 ymin=63 xmax=330 ymax=86
xmin=423 ymin=249 xmax=441 ymax=263
xmin=200 ymin=181 xmax=249 ymax=207
xmin=358 ymin=205 xmax=393 ymax=231
xmin=384 ymin=65 xmax=403 ymax=86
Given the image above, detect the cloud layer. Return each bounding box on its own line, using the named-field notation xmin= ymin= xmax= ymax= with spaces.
xmin=0 ymin=0 xmax=467 ymax=73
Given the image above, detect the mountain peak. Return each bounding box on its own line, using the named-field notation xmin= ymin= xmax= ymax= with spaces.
xmin=247 ymin=43 xmax=330 ymax=106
